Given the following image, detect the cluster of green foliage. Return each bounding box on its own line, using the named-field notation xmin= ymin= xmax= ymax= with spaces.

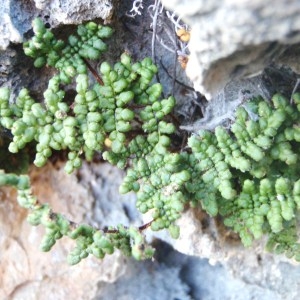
xmin=0 ymin=171 xmax=154 ymax=264
xmin=1 ymin=18 xmax=300 ymax=263
xmin=188 ymin=94 xmax=300 ymax=259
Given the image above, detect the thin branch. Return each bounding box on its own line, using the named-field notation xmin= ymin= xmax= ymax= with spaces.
xmin=160 ymin=59 xmax=195 ymax=91
xmin=156 ymin=36 xmax=176 ymax=53
xmin=171 ymin=21 xmax=177 ymax=95
xmin=103 ymin=219 xmax=154 ymax=234
xmin=83 ymin=58 xmax=104 ymax=85
xmin=166 ymin=10 xmax=183 ymax=31
xmin=290 ymin=78 xmax=300 ymax=103
xmin=149 ymin=0 xmax=161 ymax=64
xmin=48 ymin=199 xmax=154 ymax=235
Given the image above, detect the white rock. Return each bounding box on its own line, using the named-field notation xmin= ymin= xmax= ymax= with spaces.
xmin=162 ymin=0 xmax=300 ymax=98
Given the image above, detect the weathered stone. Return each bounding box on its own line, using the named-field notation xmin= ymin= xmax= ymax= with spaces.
xmin=1 ymin=1 xmax=300 ymax=299
xmin=0 ymin=0 xmax=113 ymax=50
xmin=162 ymin=0 xmax=300 ymax=99
xmin=0 ymin=162 xmax=129 ymax=299
xmin=96 ymin=259 xmax=191 ymax=300
xmin=181 ymin=64 xmax=300 ymax=132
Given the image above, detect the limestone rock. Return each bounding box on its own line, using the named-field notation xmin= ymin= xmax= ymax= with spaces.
xmin=2 ymin=1 xmax=300 ymax=299
xmin=0 ymin=162 xmax=130 ymax=299
xmin=96 ymin=259 xmax=191 ymax=300
xmin=162 ymin=0 xmax=300 ymax=99
xmin=0 ymin=0 xmax=113 ymax=50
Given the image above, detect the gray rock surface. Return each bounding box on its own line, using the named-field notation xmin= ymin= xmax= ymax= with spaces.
xmin=162 ymin=0 xmax=300 ymax=99
xmin=181 ymin=64 xmax=300 ymax=132
xmin=0 ymin=0 xmax=113 ymax=50
xmin=96 ymin=257 xmax=191 ymax=300
xmin=0 ymin=162 xmax=130 ymax=299
xmin=95 ymin=238 xmax=300 ymax=300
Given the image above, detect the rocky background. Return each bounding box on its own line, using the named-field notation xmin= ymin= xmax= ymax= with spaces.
xmin=1 ymin=0 xmax=300 ymax=299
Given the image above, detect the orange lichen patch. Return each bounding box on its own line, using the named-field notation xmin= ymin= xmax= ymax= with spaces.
xmin=178 ymin=55 xmax=189 ymax=69
xmin=176 ymin=28 xmax=190 ymax=43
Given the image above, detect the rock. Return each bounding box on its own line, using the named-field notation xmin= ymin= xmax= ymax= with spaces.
xmin=96 ymin=258 xmax=191 ymax=300
xmin=0 ymin=0 xmax=113 ymax=51
xmin=2 ymin=1 xmax=300 ymax=299
xmin=162 ymin=0 xmax=300 ymax=99
xmin=181 ymin=64 xmax=300 ymax=132
xmin=0 ymin=162 xmax=129 ymax=299
xmin=33 ymin=0 xmax=113 ymax=24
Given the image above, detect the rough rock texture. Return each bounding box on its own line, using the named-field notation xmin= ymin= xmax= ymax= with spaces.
xmin=96 ymin=258 xmax=191 ymax=300
xmin=154 ymin=241 xmax=300 ymax=300
xmin=2 ymin=0 xmax=300 ymax=299
xmin=0 ymin=162 xmax=130 ymax=299
xmin=0 ymin=0 xmax=113 ymax=50
xmin=162 ymin=0 xmax=300 ymax=99
xmin=180 ymin=64 xmax=300 ymax=132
